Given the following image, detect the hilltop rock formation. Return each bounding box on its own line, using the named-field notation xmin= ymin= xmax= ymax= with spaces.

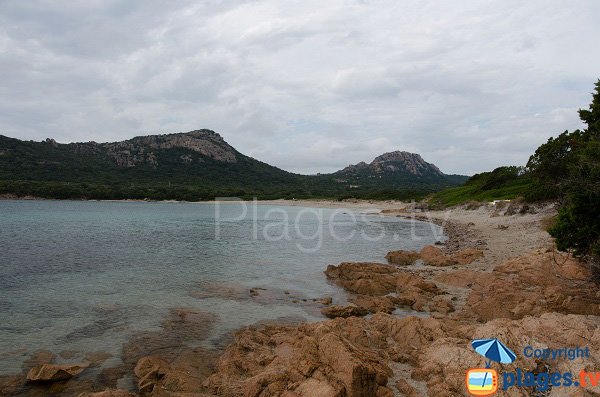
xmin=67 ymin=130 xmax=238 ymax=168
xmin=338 ymin=151 xmax=443 ymax=177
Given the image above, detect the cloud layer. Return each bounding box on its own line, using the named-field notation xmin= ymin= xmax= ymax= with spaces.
xmin=1 ymin=0 xmax=598 ymax=175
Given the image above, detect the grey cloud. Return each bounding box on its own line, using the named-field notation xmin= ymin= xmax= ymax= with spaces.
xmin=0 ymin=0 xmax=599 ymax=175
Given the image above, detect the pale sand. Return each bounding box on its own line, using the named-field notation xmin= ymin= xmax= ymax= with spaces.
xmin=256 ymin=198 xmax=409 ymax=211
xmin=261 ymin=198 xmax=555 ymax=267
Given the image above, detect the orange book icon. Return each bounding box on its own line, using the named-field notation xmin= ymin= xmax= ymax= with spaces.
xmin=466 ymin=368 xmax=498 ymax=396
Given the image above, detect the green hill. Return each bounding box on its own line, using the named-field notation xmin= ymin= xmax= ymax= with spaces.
xmin=0 ymin=129 xmax=467 ymax=200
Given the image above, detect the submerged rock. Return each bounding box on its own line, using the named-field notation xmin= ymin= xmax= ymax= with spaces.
xmin=84 ymin=351 xmax=113 ymax=367
xmin=0 ymin=374 xmax=24 ymax=396
xmin=27 ymin=363 xmax=89 ymax=382
xmin=133 ymin=347 xmax=218 ymax=396
xmin=23 ymin=350 xmax=56 ymax=370
xmin=122 ymin=308 xmax=218 ymax=367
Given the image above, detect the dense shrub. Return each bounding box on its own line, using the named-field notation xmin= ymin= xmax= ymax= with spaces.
xmin=527 ymin=80 xmax=600 ymax=275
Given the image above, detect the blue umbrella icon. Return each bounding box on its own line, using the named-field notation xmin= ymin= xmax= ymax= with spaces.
xmin=471 ymin=338 xmax=516 ymax=389
xmin=472 ymin=338 xmax=517 ymax=367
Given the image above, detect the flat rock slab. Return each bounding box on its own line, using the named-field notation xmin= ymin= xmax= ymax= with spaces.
xmin=27 ymin=363 xmax=89 ymax=382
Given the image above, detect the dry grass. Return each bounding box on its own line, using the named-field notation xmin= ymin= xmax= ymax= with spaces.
xmin=540 ymin=214 xmax=557 ymax=232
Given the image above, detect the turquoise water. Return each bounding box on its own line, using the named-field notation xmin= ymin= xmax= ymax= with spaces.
xmin=0 ymin=200 xmax=442 ymax=374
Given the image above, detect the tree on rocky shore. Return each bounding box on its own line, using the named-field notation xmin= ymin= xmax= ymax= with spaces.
xmin=528 ymin=79 xmax=600 ymax=276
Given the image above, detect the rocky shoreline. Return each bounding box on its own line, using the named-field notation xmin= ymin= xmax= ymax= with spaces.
xmin=4 ymin=203 xmax=600 ymax=396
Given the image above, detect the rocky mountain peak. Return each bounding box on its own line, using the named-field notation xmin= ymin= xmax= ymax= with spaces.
xmin=338 ymin=150 xmax=443 ymax=177
xmin=370 ymin=151 xmax=442 ymax=176
xmin=95 ymin=129 xmax=238 ymax=168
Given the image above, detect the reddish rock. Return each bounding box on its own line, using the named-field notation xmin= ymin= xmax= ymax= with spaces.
xmin=321 ymin=305 xmax=369 ymax=318
xmin=350 ymin=295 xmax=396 ymax=314
xmin=134 ymin=347 xmax=217 ymax=396
xmin=419 ymin=246 xmax=457 ymax=267
xmin=325 ymin=263 xmax=398 ymax=296
xmin=451 ymin=248 xmax=484 ymax=265
xmin=0 ymin=374 xmax=24 ymax=396
xmin=78 ymin=390 xmax=137 ymax=397
xmin=384 ymin=250 xmax=419 ymax=266
xmin=27 ymin=363 xmax=89 ymax=382
xmin=465 ymin=249 xmax=600 ymax=321
xmin=204 ymin=316 xmax=393 ymax=397
xmin=326 ymin=261 xmax=448 ymax=314
xmin=395 ymin=379 xmax=419 ymax=397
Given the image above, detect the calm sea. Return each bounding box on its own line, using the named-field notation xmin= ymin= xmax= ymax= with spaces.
xmin=0 ymin=200 xmax=442 ymax=374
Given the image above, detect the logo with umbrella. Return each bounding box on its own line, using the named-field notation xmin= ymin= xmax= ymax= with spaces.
xmin=466 ymin=338 xmax=517 ymax=396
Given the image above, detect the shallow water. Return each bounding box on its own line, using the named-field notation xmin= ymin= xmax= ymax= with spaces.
xmin=0 ymin=200 xmax=443 ymax=374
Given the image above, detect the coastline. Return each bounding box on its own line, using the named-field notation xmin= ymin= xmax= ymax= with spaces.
xmin=5 ymin=201 xmax=600 ymax=396
xmin=0 ymin=195 xmax=410 ymax=211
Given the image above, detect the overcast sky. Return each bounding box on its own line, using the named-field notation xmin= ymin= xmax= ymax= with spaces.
xmin=1 ymin=1 xmax=598 ymax=175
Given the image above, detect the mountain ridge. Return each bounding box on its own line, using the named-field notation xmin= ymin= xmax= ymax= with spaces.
xmin=0 ymin=129 xmax=468 ymax=200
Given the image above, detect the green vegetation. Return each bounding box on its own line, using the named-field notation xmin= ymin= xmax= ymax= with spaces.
xmin=432 ymin=79 xmax=600 ymax=273
xmin=430 ymin=166 xmax=534 ymax=207
xmin=528 ymin=80 xmax=600 ymax=272
xmin=0 ymin=133 xmax=465 ymax=201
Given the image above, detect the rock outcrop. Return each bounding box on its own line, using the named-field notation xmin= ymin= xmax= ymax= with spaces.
xmin=466 ymin=249 xmax=600 ymax=321
xmin=384 ymin=250 xmax=419 ymax=266
xmin=100 ymin=130 xmax=238 ymax=167
xmin=339 ymin=151 xmax=443 ymax=177
xmin=27 ymin=363 xmax=89 ymax=382
xmin=204 ymin=316 xmax=396 ymax=397
xmin=78 ymin=390 xmax=137 ymax=397
xmin=419 ymin=245 xmax=457 ymax=267
xmin=324 ymin=262 xmax=452 ymax=314
xmin=321 ymin=304 xmax=370 ymax=318
xmin=134 ymin=348 xmax=215 ymax=396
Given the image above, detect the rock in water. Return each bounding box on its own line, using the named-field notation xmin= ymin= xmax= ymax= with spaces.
xmin=27 ymin=363 xmax=89 ymax=382
xmin=321 ymin=305 xmax=369 ymax=318
xmin=384 ymin=250 xmax=419 ymax=266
